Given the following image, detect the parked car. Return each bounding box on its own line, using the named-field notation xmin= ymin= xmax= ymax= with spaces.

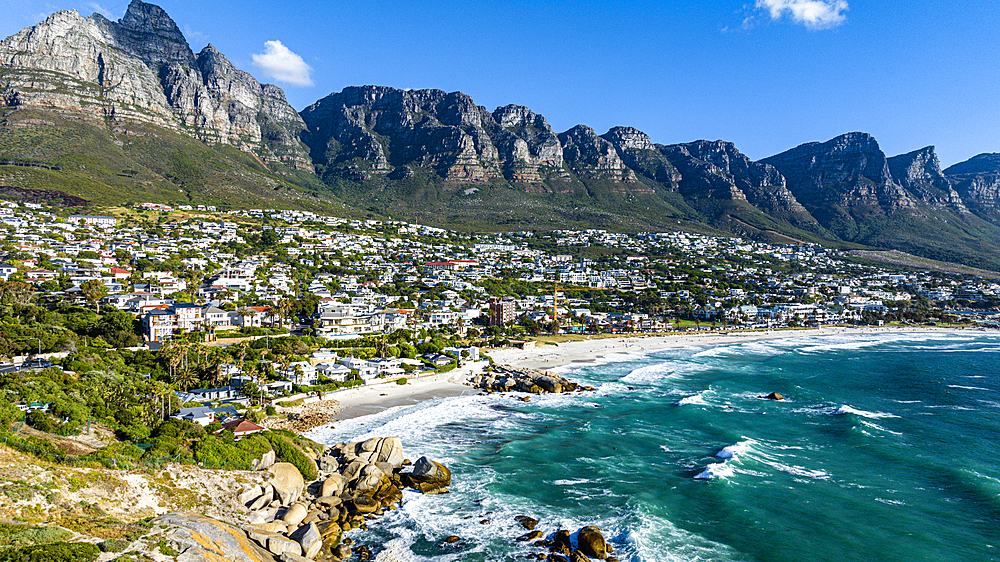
xmin=23 ymin=358 xmax=53 ymax=369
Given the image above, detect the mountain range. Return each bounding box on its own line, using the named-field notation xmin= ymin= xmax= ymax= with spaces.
xmin=3 ymin=1 xmax=1000 ymax=270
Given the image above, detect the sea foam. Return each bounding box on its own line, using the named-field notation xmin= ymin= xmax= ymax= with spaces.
xmin=694 ymin=462 xmax=735 ymax=480
xmin=677 ymin=391 xmax=710 ymax=406
xmin=834 ymin=405 xmax=899 ymax=419
xmin=716 ymin=440 xmax=753 ymax=459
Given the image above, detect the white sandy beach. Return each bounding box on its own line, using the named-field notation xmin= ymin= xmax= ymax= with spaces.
xmin=485 ymin=326 xmax=985 ymax=370
xmin=275 ymin=361 xmax=487 ymax=426
xmin=281 ymin=326 xmax=989 ymax=427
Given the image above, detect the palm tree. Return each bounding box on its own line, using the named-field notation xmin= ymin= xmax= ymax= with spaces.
xmin=174 ymin=367 xmax=199 ymax=392
xmin=278 ymin=298 xmax=294 ymax=328
xmin=238 ymin=307 xmax=259 ymax=329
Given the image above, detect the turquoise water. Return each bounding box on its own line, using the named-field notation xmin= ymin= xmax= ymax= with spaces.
xmin=307 ymin=332 xmax=1000 ymax=561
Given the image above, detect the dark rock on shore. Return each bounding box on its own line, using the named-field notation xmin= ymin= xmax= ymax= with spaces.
xmin=468 ymin=364 xmax=595 ymax=395
xmin=577 ymin=526 xmax=608 ymax=559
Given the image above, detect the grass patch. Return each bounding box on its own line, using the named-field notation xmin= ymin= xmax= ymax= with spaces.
xmin=0 ymin=524 xmax=72 ymax=548
xmin=0 ymin=542 xmax=99 ymax=562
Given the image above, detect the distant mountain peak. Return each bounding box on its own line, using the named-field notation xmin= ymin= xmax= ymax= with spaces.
xmin=0 ymin=0 xmax=310 ymax=170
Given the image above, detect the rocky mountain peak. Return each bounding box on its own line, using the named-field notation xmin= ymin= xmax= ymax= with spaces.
xmin=762 ymin=132 xmax=911 ymax=216
xmin=944 ymin=153 xmax=1000 ymax=223
xmin=601 ymin=127 xmax=656 ymax=151
xmin=887 ymin=146 xmax=966 ymax=211
xmin=114 ymin=0 xmax=194 ymax=66
xmin=659 ymin=140 xmax=801 ymax=213
xmin=0 ymin=1 xmax=310 ymax=170
xmin=493 ymin=105 xmax=546 ymax=130
xmin=557 ymin=125 xmax=638 ymax=185
xmin=944 ymin=153 xmax=1000 ymax=176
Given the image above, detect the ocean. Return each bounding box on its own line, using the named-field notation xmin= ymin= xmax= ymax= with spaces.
xmin=306 ymin=332 xmax=1000 ymax=561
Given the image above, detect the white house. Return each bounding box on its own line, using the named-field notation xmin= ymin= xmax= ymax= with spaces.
xmin=0 ymin=263 xmax=18 ymax=281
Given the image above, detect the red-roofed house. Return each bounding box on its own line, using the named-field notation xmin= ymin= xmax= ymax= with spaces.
xmin=217 ymin=419 xmax=265 ymax=439
xmin=108 ymin=267 xmax=132 ymax=280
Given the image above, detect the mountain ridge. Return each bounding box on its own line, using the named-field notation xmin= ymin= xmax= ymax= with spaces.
xmin=2 ymin=2 xmax=1000 ymax=270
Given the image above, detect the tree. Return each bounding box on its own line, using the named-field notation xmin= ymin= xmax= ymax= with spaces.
xmin=80 ymin=279 xmax=108 ymax=312
xmin=0 ymin=280 xmax=33 ymax=309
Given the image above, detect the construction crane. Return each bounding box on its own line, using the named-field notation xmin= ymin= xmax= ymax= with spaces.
xmin=538 ymin=284 xmax=606 ymax=324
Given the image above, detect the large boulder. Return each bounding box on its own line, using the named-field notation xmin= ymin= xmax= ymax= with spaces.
xmin=290 ymin=522 xmax=323 ymax=559
xmin=354 ymin=464 xmax=388 ymax=493
xmin=152 ymin=512 xmax=275 ymax=562
xmin=516 ymin=515 xmax=538 ymax=530
xmin=553 ymin=529 xmax=573 ymax=554
xmin=248 ymin=488 xmax=274 ymax=511
xmin=320 ymin=473 xmax=348 ymax=498
xmin=535 ymin=375 xmax=564 ymax=393
xmin=267 ymin=535 xmax=302 ymax=557
xmin=405 ymin=456 xmax=451 ymax=494
xmin=253 ymin=450 xmax=277 ymax=470
xmin=238 ymin=485 xmax=263 ymax=506
xmin=282 ymin=503 xmax=308 ymax=527
xmin=349 ymin=437 xmax=404 ymax=468
xmin=318 ymin=455 xmax=339 ymax=473
xmin=578 ymin=526 xmax=608 ymax=559
xmin=270 ymin=463 xmax=305 ymax=505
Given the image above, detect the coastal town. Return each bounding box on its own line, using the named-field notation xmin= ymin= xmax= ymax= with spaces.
xmin=1 ymin=201 xmax=997 ymax=398
xmin=0 ymin=201 xmax=998 ymax=561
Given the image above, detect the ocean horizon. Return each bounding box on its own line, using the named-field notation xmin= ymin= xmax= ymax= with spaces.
xmin=307 ymin=332 xmax=1000 ymax=561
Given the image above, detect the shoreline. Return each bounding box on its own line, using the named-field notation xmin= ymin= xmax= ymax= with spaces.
xmin=273 ymin=361 xmax=487 ymax=428
xmin=485 ymin=325 xmax=987 ymax=371
xmin=278 ymin=326 xmax=990 ymax=431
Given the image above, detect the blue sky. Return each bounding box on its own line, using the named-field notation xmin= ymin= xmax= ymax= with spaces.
xmin=3 ymin=0 xmax=998 ymax=167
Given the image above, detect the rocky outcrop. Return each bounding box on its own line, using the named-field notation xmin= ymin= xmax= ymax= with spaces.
xmin=887 ymin=146 xmax=967 ymax=212
xmin=402 ymin=456 xmax=452 ymax=495
xmin=660 ymin=140 xmax=815 ymax=221
xmin=153 ymin=512 xmax=276 ymax=562
xmin=600 ymin=127 xmax=680 ymax=188
xmin=490 ymin=104 xmax=567 ymax=182
xmin=238 ymin=436 xmax=449 ymax=561
xmin=558 ymin=125 xmax=643 ymax=189
xmin=945 ymin=153 xmax=1000 ymax=223
xmin=0 ymin=0 xmax=311 ymax=170
xmin=301 ymin=86 xmax=504 ymax=182
xmin=506 ymin=520 xmax=616 ymax=562
xmin=468 ymin=364 xmax=596 ymax=395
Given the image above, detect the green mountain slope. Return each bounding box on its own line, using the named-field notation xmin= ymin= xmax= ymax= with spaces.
xmin=0 ymin=108 xmax=333 ymax=211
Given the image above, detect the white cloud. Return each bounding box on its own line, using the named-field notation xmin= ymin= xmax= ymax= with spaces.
xmin=251 ymin=40 xmax=314 ymax=87
xmin=756 ymin=0 xmax=848 ymax=29
xmin=86 ymin=2 xmax=114 ymax=19
xmin=183 ymin=25 xmax=208 ymax=44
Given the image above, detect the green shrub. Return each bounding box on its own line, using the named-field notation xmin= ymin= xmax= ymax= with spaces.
xmin=86 ymin=443 xmax=144 ymax=462
xmin=26 ymin=411 xmax=57 ymax=433
xmin=238 ymin=433 xmax=272 ymax=460
xmin=395 ymin=378 xmax=407 ymax=385
xmin=0 ymin=404 xmax=23 ymax=431
xmin=151 ymin=419 xmax=205 ymax=441
xmin=0 ymin=542 xmax=100 ymax=562
xmin=263 ymin=433 xmax=317 ymax=480
xmin=192 ymin=435 xmax=250 ymax=469
xmin=0 ymin=524 xmax=72 ymax=548
xmin=264 ymin=405 xmax=276 ymax=416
